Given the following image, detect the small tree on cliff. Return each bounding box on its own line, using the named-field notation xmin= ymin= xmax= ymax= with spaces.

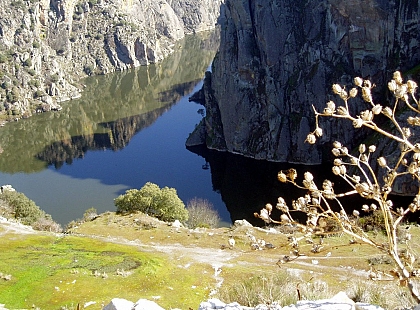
xmin=255 ymin=72 xmax=420 ymax=303
xmin=114 ymin=182 xmax=188 ymax=222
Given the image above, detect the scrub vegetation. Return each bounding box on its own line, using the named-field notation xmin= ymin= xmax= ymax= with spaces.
xmin=255 ymin=72 xmax=420 ymax=304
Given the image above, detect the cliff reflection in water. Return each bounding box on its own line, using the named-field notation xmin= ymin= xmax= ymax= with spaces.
xmin=0 ymin=31 xmax=218 ymax=173
xmin=188 ymin=146 xmax=417 ymax=225
xmin=36 ymin=105 xmax=172 ymax=168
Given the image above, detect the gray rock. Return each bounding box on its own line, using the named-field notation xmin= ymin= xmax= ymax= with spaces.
xmin=0 ymin=0 xmax=220 ymax=122
xmin=201 ymin=0 xmax=420 ymax=164
xmin=103 ymin=298 xmax=134 ymax=310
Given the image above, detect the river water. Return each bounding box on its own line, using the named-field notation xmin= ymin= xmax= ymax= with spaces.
xmin=1 ymin=32 xmax=383 ymax=228
xmin=0 ymin=32 xmax=234 ymax=226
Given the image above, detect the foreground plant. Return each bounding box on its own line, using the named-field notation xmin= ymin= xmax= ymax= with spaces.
xmin=256 ymin=71 xmax=420 ymax=303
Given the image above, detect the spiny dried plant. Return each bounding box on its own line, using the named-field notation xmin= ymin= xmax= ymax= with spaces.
xmin=255 ymin=71 xmax=420 ymax=303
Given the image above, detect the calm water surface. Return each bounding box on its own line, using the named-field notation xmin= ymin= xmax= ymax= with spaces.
xmin=0 ymin=32 xmax=231 ymax=226
xmin=1 ymin=32 xmax=388 ymax=227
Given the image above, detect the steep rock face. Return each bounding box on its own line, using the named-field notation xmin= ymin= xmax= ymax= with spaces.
xmin=199 ymin=0 xmax=420 ymax=164
xmin=0 ymin=0 xmax=221 ymax=121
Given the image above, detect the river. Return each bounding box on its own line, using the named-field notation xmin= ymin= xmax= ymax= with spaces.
xmin=0 ymin=32 xmax=235 ymax=226
xmin=1 ymin=32 xmax=389 ymax=228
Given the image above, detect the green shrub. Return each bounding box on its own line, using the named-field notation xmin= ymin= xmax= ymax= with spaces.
xmin=0 ymin=53 xmax=7 ymax=63
xmin=0 ymin=190 xmax=56 ymax=228
xmin=186 ymin=197 xmax=220 ymax=228
xmin=114 ymin=182 xmax=188 ymax=222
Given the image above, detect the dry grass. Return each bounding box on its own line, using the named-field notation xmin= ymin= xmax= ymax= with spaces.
xmin=1 ymin=212 xmax=420 ymax=309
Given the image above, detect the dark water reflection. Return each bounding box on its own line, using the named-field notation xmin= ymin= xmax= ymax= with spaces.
xmin=0 ymin=30 xmax=416 ymax=227
xmin=188 ymin=146 xmax=418 ymax=226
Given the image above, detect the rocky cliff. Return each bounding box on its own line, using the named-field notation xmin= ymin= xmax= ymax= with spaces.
xmin=191 ymin=0 xmax=420 ymax=164
xmin=0 ymin=0 xmax=221 ymax=122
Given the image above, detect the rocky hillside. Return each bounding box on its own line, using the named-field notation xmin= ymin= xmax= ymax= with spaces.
xmin=190 ymin=0 xmax=420 ymax=164
xmin=0 ymin=0 xmax=221 ymax=122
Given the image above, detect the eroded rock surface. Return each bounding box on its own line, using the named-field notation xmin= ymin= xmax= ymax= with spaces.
xmin=0 ymin=0 xmax=221 ymax=120
xmin=194 ymin=0 xmax=420 ymax=164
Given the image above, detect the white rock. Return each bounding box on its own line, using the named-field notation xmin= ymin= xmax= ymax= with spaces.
xmin=355 ymin=303 xmax=386 ymax=310
xmin=296 ymin=291 xmax=355 ymax=310
xmin=133 ymin=299 xmax=165 ymax=310
xmin=103 ymin=298 xmax=134 ymax=310
xmin=171 ymin=220 xmax=182 ymax=228
xmin=233 ymin=219 xmax=253 ymax=227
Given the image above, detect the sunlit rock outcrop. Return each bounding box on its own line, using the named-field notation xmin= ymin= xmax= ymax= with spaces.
xmin=0 ymin=0 xmax=221 ymax=121
xmin=195 ymin=0 xmax=420 ymax=164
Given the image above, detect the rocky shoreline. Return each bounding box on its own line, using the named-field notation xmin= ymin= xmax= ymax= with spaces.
xmin=0 ymin=0 xmax=220 ymax=123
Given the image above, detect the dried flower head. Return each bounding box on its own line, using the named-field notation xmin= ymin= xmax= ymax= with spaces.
xmin=349 ymin=88 xmax=358 ymax=98
xmin=265 ymin=203 xmax=273 ymax=214
xmin=402 ymin=127 xmax=411 ymax=138
xmin=354 ymin=77 xmax=363 ymax=87
xmin=306 ymin=133 xmax=317 ymax=144
xmin=332 ymin=84 xmax=343 ymax=95
xmin=287 ymin=169 xmax=298 ymax=181
xmin=276 ymin=198 xmax=289 ymax=213
xmin=304 ymin=171 xmax=314 ymax=182
xmin=362 ymin=87 xmax=373 ymax=103
xmin=314 ymin=127 xmax=323 ymax=137
xmin=382 ymin=107 xmax=393 ymax=118
xmin=377 ymin=157 xmax=387 ymax=168
xmin=362 ymin=204 xmax=369 ymax=212
xmin=353 ymin=210 xmax=360 ymax=217
xmin=388 ymin=80 xmax=397 ymax=92
xmin=360 ymin=110 xmax=373 ymax=122
xmin=255 ymin=208 xmax=270 ymax=223
xmin=407 ymin=80 xmax=418 ymax=94
xmin=332 ymin=148 xmax=341 ymax=157
xmin=368 ymin=145 xmax=376 ymax=153
xmin=393 ymin=71 xmax=403 ymax=84
xmin=337 ymin=106 xmax=348 ymax=116
xmin=278 ymin=171 xmax=287 ymax=183
xmin=353 ymin=117 xmax=364 ymax=128
xmin=322 ymin=179 xmax=333 ymax=190
xmin=372 ymin=104 xmax=382 ymax=115
xmin=359 ymin=144 xmax=366 ymax=154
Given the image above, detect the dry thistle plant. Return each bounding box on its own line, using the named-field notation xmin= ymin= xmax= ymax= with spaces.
xmin=255 ymin=71 xmax=420 ymax=303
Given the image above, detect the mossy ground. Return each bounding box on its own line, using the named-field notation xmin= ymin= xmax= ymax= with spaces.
xmin=1 ymin=212 xmax=420 ymax=309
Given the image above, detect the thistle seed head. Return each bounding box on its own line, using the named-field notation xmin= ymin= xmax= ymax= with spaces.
xmin=372 ymin=104 xmax=382 ymax=115
xmin=337 ymin=106 xmax=348 ymax=116
xmin=332 ymin=84 xmax=343 ymax=95
xmin=382 ymin=107 xmax=393 ymax=118
xmin=362 ymin=87 xmax=373 ymax=102
xmin=407 ymin=80 xmax=418 ymax=94
xmin=353 ymin=117 xmax=364 ymax=128
xmin=349 ymin=87 xmax=358 ymax=98
xmin=354 ymin=77 xmax=363 ymax=87
xmin=377 ymin=157 xmax=387 ymax=168
xmin=393 ymin=71 xmax=403 ymax=84
xmin=306 ymin=133 xmax=317 ymax=144
xmin=278 ymin=171 xmax=287 ymax=183
xmin=304 ymin=171 xmax=314 ymax=182
xmin=388 ymin=80 xmax=397 ymax=92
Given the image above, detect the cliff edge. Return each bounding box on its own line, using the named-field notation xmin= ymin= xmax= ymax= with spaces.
xmin=192 ymin=0 xmax=420 ymax=164
xmin=0 ymin=0 xmax=221 ymax=121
